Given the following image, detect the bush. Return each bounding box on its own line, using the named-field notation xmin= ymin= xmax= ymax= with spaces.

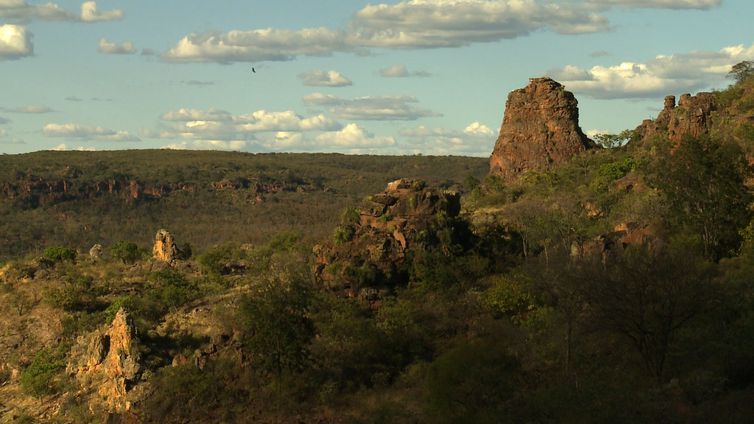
xmin=45 ymin=274 xmax=99 ymax=312
xmin=42 ymin=246 xmax=77 ymax=264
xmin=109 ymin=241 xmax=142 ymax=264
xmin=149 ymin=269 xmax=199 ymax=311
xmin=21 ymin=346 xmax=67 ymax=397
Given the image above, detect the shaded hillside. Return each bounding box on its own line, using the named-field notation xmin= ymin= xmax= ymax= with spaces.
xmin=0 ymin=151 xmax=487 ymax=258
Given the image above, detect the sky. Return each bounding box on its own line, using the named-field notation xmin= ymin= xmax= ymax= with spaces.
xmin=0 ymin=0 xmax=752 ymax=156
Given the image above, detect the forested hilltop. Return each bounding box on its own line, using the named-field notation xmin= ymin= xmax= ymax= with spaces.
xmin=2 ymin=69 xmax=754 ymax=423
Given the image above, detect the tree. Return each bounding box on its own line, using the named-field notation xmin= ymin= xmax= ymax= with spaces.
xmin=728 ymin=61 xmax=754 ymax=83
xmin=238 ymin=272 xmax=314 ymax=378
xmin=109 ymin=241 xmax=142 ymax=264
xmin=579 ymin=244 xmax=717 ymax=382
xmin=649 ymin=136 xmax=752 ymax=261
xmin=592 ymin=129 xmax=635 ymax=149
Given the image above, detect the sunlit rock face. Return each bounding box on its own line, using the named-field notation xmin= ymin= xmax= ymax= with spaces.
xmin=489 ymin=77 xmax=595 ymax=180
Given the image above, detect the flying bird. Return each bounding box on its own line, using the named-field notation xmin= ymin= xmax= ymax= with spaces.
xmin=252 ymin=67 xmax=256 ymax=74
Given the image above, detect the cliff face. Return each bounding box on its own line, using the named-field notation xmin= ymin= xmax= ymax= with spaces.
xmin=489 ymin=77 xmax=595 ymax=179
xmin=635 ymin=93 xmax=718 ymax=143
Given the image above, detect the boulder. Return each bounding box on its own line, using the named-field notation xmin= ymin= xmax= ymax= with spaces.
xmin=489 ymin=77 xmax=596 ymax=180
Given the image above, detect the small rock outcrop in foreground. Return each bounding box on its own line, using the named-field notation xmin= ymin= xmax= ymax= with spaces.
xmin=489 ymin=77 xmax=595 ymax=180
xmin=67 ymin=308 xmax=141 ymax=413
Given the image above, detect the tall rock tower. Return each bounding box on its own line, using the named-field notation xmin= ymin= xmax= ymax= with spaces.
xmin=489 ymin=77 xmax=595 ymax=180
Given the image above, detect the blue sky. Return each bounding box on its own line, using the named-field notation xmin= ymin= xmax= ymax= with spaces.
xmin=0 ymin=0 xmax=752 ymax=155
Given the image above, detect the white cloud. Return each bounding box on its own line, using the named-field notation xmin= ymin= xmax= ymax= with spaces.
xmin=80 ymin=1 xmax=122 ymax=22
xmin=0 ymin=0 xmax=75 ymax=22
xmin=588 ymin=0 xmax=721 ymax=9
xmin=0 ymin=24 xmax=32 ymax=59
xmin=4 ymin=105 xmax=53 ymax=113
xmin=303 ymin=93 xmax=440 ymax=121
xmin=400 ymin=121 xmax=495 ymax=156
xmin=549 ymin=42 xmax=754 ymax=99
xmin=43 ymin=123 xmax=141 ymax=142
xmin=298 ymin=70 xmax=352 ymax=87
xmin=349 ymin=0 xmax=608 ymax=49
xmin=153 ymin=108 xmax=342 ymax=144
xmin=379 ymin=64 xmax=430 ymax=78
xmin=98 ymin=38 xmax=136 ymax=55
xmin=162 ymin=140 xmax=249 ymax=151
xmin=0 ymin=1 xmax=122 ymax=23
xmin=314 ymin=123 xmax=395 ymax=147
xmin=163 ymin=27 xmax=351 ymax=63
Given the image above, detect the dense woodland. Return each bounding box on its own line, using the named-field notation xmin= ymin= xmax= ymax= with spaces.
xmin=1 ymin=74 xmax=754 ymax=423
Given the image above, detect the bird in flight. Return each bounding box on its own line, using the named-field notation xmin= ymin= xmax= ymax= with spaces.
xmin=251 ymin=67 xmax=256 ymax=74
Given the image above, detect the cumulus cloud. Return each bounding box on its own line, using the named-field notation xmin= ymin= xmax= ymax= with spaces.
xmin=98 ymin=38 xmax=136 ymax=54
xmin=163 ymin=27 xmax=352 ymax=63
xmin=348 ymin=0 xmax=608 ymax=49
xmin=162 ymin=0 xmax=727 ymax=64
xmin=162 ymin=140 xmax=250 ymax=151
xmin=153 ymin=108 xmax=342 ymax=144
xmin=0 ymin=24 xmax=32 ymax=59
xmin=400 ymin=121 xmax=495 ymax=156
xmin=80 ymin=1 xmax=122 ymax=22
xmin=314 ymin=123 xmax=395 ymax=147
xmin=0 ymin=0 xmax=75 ymax=22
xmin=587 ymin=0 xmax=721 ymax=9
xmin=50 ymin=143 xmax=96 ymax=151
xmin=548 ymin=42 xmax=754 ymax=99
xmin=379 ymin=64 xmax=430 ymax=78
xmin=303 ymin=93 xmax=440 ymax=121
xmin=298 ymin=70 xmax=352 ymax=87
xmin=0 ymin=1 xmax=122 ymax=23
xmin=43 ymin=123 xmax=141 ymax=142
xmin=4 ymin=105 xmax=53 ymax=113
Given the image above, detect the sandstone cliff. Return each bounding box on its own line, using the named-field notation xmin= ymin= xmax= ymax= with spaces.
xmin=635 ymin=93 xmax=718 ymax=144
xmin=489 ymin=77 xmax=596 ymax=179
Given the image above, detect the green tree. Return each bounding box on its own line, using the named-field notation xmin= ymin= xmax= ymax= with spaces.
xmin=592 ymin=129 xmax=634 ymax=148
xmin=649 ymin=136 xmax=752 ymax=261
xmin=238 ymin=273 xmax=314 ymax=378
xmin=728 ymin=60 xmax=754 ymax=83
xmin=109 ymin=241 xmax=142 ymax=264
xmin=21 ymin=346 xmax=67 ymax=397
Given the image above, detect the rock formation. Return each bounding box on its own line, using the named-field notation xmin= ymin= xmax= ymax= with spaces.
xmin=89 ymin=244 xmax=103 ymax=261
xmin=635 ymin=92 xmax=717 ymax=143
xmin=153 ymin=229 xmax=180 ymax=264
xmin=489 ymin=77 xmax=596 ymax=180
xmin=67 ymin=308 xmax=141 ymax=413
xmin=314 ymin=179 xmax=467 ymax=300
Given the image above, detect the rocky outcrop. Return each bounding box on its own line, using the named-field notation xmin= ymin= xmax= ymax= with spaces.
xmin=570 ymin=222 xmax=663 ymax=262
xmin=489 ymin=77 xmax=596 ymax=180
xmin=314 ymin=179 xmax=467 ymax=300
xmin=67 ymin=308 xmax=141 ymax=413
xmin=89 ymin=244 xmax=103 ymax=261
xmin=153 ymin=229 xmax=180 ymax=264
xmin=635 ymin=92 xmax=717 ymax=143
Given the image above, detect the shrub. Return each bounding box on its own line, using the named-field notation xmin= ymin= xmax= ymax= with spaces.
xmin=45 ymin=274 xmax=99 ymax=312
xmin=149 ymin=269 xmax=199 ymax=311
xmin=109 ymin=241 xmax=142 ymax=264
xmin=21 ymin=346 xmax=67 ymax=397
xmin=42 ymin=246 xmax=77 ymax=264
